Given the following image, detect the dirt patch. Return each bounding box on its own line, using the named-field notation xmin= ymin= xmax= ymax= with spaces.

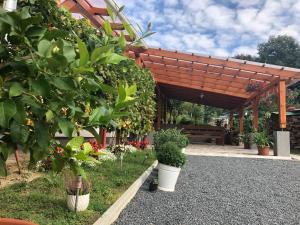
xmin=0 ymin=152 xmax=41 ymax=189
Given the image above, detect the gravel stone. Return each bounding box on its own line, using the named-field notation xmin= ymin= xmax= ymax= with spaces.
xmin=113 ymin=156 xmax=300 ymax=225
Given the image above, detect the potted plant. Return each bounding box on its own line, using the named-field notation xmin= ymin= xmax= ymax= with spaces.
xmin=240 ymin=133 xmax=251 ymax=149
xmin=153 ymin=129 xmax=188 ymax=153
xmin=65 ymin=173 xmax=91 ymax=212
xmin=156 ymin=141 xmax=186 ymax=192
xmin=52 ymin=136 xmax=100 ymax=212
xmin=253 ymin=131 xmax=272 ymax=156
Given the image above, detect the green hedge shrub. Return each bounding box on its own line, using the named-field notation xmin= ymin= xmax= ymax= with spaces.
xmin=156 ymin=142 xmax=186 ymax=168
xmin=153 ymin=129 xmax=189 ymax=151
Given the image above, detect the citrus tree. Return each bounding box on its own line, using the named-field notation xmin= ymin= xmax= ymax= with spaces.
xmin=0 ymin=6 xmax=136 ymax=176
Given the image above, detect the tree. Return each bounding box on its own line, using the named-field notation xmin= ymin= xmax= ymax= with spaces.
xmin=234 ymin=54 xmax=259 ymax=62
xmin=258 ymin=35 xmax=300 ymax=68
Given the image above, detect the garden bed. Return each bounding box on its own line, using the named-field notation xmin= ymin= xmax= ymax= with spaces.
xmin=0 ymin=151 xmax=155 ymax=225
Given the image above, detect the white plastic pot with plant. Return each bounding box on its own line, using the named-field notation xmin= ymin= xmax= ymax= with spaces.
xmin=52 ymin=137 xmax=100 ymax=212
xmin=66 ymin=175 xmax=91 ymax=212
xmin=156 ymin=141 xmax=186 ymax=192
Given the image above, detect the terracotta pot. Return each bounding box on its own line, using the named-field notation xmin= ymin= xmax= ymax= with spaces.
xmin=0 ymin=218 xmax=37 ymax=225
xmin=258 ymin=146 xmax=270 ymax=156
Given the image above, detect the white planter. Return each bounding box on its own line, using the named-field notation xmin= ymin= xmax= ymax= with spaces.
xmin=67 ymin=193 xmax=90 ymax=212
xmin=158 ymin=163 xmax=181 ymax=192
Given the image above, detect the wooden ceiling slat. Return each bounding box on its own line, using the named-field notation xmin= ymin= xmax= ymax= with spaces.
xmin=154 ymin=73 xmax=249 ymax=96
xmin=146 ymin=63 xmax=251 ymax=87
xmin=140 ymin=54 xmax=274 ymax=82
xmin=110 ymin=22 xmax=125 ymax=30
xmin=59 ymin=0 xmax=77 ymax=10
xmin=143 ymin=48 xmax=300 ymax=79
xmin=155 ymin=75 xmax=250 ymax=99
xmin=91 ymin=7 xmax=109 ymax=16
xmin=150 ymin=68 xmax=249 ymax=90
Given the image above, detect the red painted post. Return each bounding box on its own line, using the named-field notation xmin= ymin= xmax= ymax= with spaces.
xmin=101 ymin=128 xmax=107 ymax=148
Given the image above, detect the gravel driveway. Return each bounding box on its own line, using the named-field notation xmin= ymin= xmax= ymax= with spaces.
xmin=114 ymin=156 xmax=300 ymax=225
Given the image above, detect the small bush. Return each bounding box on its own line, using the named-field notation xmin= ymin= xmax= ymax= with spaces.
xmin=153 ymin=129 xmax=189 ymax=151
xmin=156 ymin=142 xmax=186 ymax=168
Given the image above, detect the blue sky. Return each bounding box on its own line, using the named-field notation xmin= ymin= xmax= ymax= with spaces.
xmin=109 ymin=0 xmax=300 ymax=57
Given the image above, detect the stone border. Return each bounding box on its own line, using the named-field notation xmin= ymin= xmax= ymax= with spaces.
xmin=93 ymin=160 xmax=158 ymax=225
xmin=186 ymin=152 xmax=292 ymax=160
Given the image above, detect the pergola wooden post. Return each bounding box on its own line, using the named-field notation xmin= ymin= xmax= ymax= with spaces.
xmin=252 ymin=97 xmax=259 ymax=131
xmin=156 ymin=88 xmax=162 ymax=130
xmin=163 ymin=96 xmax=168 ymax=124
xmin=229 ymin=112 xmax=234 ymax=129
xmin=239 ymin=108 xmax=244 ymax=134
xmin=278 ymin=80 xmax=287 ymax=129
xmin=135 ymin=53 xmax=143 ymax=68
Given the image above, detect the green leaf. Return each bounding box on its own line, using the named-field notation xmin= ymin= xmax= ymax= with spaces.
xmin=10 ymin=121 xmax=30 ymax=144
xmin=123 ymin=21 xmax=135 ymax=40
xmin=83 ymin=142 xmax=93 ymax=155
xmin=9 ymin=82 xmax=24 ymax=97
xmin=77 ymin=37 xmax=89 ymax=66
xmin=51 ymin=77 xmax=76 ymax=91
xmin=106 ymin=53 xmax=127 ymax=64
xmin=30 ymin=144 xmax=48 ymax=164
xmin=0 ymin=143 xmax=15 ymax=161
xmin=90 ymin=45 xmax=113 ymax=64
xmin=66 ymin=136 xmax=84 ymax=151
xmin=99 ymin=83 xmax=116 ymax=94
xmin=35 ymin=122 xmax=49 ymax=149
xmin=118 ymin=32 xmax=126 ymax=49
xmin=45 ymin=110 xmax=54 ymax=122
xmin=37 ymin=39 xmax=52 ymax=58
xmin=103 ymin=20 xmax=113 ymax=36
xmin=13 ymin=101 xmax=26 ymax=123
xmin=62 ymin=40 xmax=76 ymax=63
xmin=117 ymin=84 xmax=126 ymax=103
xmin=0 ymin=100 xmax=17 ymax=128
xmin=127 ymin=84 xmax=137 ymax=96
xmin=31 ymin=77 xmax=50 ymax=96
xmin=26 ymin=26 xmax=46 ymax=39
xmin=107 ymin=6 xmax=115 ymax=21
xmin=52 ymin=158 xmax=65 ymax=173
xmin=58 ymin=119 xmax=74 ymax=138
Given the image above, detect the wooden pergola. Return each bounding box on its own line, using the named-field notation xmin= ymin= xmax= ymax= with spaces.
xmin=58 ymin=0 xmax=300 ymax=133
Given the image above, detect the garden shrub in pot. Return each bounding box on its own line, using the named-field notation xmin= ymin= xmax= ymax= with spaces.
xmin=156 ymin=142 xmax=186 ymax=192
xmin=253 ymin=131 xmax=272 ymax=156
xmin=153 ymin=129 xmax=189 ymax=152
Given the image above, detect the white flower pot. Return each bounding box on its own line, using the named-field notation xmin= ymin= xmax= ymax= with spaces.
xmin=158 ymin=163 xmax=181 ymax=192
xmin=67 ymin=193 xmax=90 ymax=212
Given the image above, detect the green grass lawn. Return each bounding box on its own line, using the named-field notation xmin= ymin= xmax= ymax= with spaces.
xmin=0 ymin=150 xmax=156 ymax=225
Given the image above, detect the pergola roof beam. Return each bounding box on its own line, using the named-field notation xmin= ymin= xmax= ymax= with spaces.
xmin=138 ymin=54 xmax=276 ymax=82
xmin=142 ymin=48 xmax=300 ymax=79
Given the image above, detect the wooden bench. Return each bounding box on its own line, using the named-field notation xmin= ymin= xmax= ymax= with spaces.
xmin=161 ymin=124 xmax=225 ymax=145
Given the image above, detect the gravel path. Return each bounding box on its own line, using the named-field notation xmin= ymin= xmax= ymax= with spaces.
xmin=114 ymin=156 xmax=300 ymax=225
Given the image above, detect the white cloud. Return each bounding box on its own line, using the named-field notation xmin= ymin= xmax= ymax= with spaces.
xmin=232 ymin=46 xmax=258 ymax=56
xmin=112 ymin=0 xmax=300 ymax=57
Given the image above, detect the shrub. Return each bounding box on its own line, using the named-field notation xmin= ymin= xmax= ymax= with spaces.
xmin=156 ymin=142 xmax=186 ymax=168
xmin=153 ymin=129 xmax=189 ymax=151
xmin=253 ymin=131 xmax=272 ymax=147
